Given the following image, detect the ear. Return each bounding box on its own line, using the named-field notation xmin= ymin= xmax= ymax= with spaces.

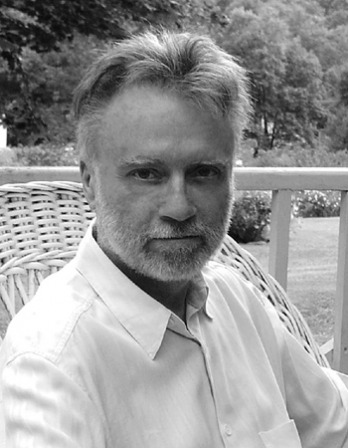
xmin=80 ymin=160 xmax=96 ymax=210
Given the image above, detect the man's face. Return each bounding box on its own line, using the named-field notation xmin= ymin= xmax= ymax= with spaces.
xmin=86 ymin=85 xmax=234 ymax=282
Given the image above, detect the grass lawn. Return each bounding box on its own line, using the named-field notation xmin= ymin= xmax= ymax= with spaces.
xmin=242 ymin=217 xmax=339 ymax=346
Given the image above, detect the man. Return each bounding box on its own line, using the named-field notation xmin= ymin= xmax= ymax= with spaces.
xmin=1 ymin=29 xmax=348 ymax=448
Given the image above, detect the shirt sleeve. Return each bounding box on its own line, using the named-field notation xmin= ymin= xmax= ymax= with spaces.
xmin=1 ymin=352 xmax=107 ymax=448
xmin=262 ymin=296 xmax=348 ymax=448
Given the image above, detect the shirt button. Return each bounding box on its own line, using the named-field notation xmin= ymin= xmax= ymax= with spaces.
xmin=224 ymin=424 xmax=232 ymax=436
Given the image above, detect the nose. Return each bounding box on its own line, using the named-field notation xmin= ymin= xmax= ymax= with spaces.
xmin=159 ymin=176 xmax=197 ymax=222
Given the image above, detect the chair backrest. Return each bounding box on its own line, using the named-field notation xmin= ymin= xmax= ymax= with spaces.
xmin=0 ymin=180 xmax=329 ymax=367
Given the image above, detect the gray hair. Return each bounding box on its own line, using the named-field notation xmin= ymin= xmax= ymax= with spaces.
xmin=73 ymin=30 xmax=251 ymax=161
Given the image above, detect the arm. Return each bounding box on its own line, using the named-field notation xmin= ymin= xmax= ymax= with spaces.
xmin=1 ymin=352 xmax=107 ymax=448
xmin=263 ymin=298 xmax=348 ymax=448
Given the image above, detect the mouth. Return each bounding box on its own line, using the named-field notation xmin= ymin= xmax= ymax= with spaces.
xmin=148 ymin=236 xmax=202 ymax=249
xmin=154 ymin=236 xmax=199 ymax=240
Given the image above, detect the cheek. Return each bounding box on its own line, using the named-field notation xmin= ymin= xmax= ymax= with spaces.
xmin=102 ymin=188 xmax=160 ymax=225
xmin=194 ymin=183 xmax=232 ymax=215
xmin=209 ymin=194 xmax=232 ymax=222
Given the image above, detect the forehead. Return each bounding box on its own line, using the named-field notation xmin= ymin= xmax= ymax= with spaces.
xmin=97 ymin=85 xmax=234 ymax=165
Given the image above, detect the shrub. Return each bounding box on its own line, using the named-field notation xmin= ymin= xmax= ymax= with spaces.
xmin=10 ymin=144 xmax=79 ymax=166
xmin=238 ymin=139 xmax=348 ymax=167
xmin=228 ymin=190 xmax=340 ymax=245
xmin=228 ymin=191 xmax=271 ymax=243
xmin=0 ymin=147 xmax=16 ymax=165
xmin=293 ymin=190 xmax=340 ymax=217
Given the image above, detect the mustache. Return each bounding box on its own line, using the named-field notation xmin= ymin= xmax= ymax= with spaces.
xmin=145 ymin=221 xmax=220 ymax=240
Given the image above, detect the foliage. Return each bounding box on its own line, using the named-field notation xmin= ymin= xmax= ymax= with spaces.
xmin=0 ymin=0 xmax=228 ymax=65
xmin=228 ymin=188 xmax=340 ymax=244
xmin=228 ymin=191 xmax=271 ymax=243
xmin=293 ymin=191 xmax=340 ymax=217
xmin=325 ymin=106 xmax=348 ymax=152
xmin=5 ymin=144 xmax=79 ymax=167
xmin=0 ymin=147 xmax=16 ymax=165
xmin=0 ymin=0 xmax=229 ymax=146
xmin=0 ymin=0 xmax=130 ymax=143
xmin=0 ymin=35 xmax=102 ymax=145
xmin=219 ymin=3 xmax=328 ymax=150
xmin=239 ymin=140 xmax=348 ymax=167
xmin=2 ymin=0 xmax=348 ymax=151
xmin=0 ymin=0 xmax=192 ymax=61
xmin=216 ymin=0 xmax=348 ymax=152
xmin=324 ymin=66 xmax=348 ymax=151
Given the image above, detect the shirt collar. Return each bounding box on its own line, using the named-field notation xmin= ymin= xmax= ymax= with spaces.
xmin=74 ymin=221 xmax=171 ymax=359
xmin=74 ymin=220 xmax=212 ymax=359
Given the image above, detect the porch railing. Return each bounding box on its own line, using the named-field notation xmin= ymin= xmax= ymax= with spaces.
xmin=1 ymin=166 xmax=348 ymax=372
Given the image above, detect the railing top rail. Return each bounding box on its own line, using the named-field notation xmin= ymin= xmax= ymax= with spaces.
xmin=0 ymin=166 xmax=348 ymax=190
xmin=0 ymin=166 xmax=79 ymax=185
xmin=234 ymin=167 xmax=348 ymax=191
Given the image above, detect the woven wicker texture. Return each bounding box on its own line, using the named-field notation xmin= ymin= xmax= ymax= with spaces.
xmin=216 ymin=238 xmax=329 ymax=367
xmin=0 ymin=180 xmax=329 ymax=367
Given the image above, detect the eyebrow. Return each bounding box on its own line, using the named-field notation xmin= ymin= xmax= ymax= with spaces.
xmin=119 ymin=156 xmax=231 ymax=167
xmin=118 ymin=157 xmax=165 ymax=169
xmin=190 ymin=159 xmax=230 ymax=166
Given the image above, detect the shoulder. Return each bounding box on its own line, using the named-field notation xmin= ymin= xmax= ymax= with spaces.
xmin=203 ymin=260 xmax=281 ymax=331
xmin=203 ymin=260 xmax=267 ymax=307
xmin=1 ymin=262 xmax=96 ymax=365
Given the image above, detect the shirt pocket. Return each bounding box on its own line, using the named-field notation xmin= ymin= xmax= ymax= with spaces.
xmin=258 ymin=420 xmax=302 ymax=448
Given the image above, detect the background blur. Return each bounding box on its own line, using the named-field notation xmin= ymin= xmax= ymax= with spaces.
xmin=0 ymin=0 xmax=348 ymax=168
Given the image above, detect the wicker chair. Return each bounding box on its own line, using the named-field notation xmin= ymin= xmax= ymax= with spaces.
xmin=0 ymin=180 xmax=329 ymax=368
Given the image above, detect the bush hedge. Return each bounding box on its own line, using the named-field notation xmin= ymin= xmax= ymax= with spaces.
xmin=239 ymin=140 xmax=348 ymax=168
xmin=0 ymin=144 xmax=79 ymax=167
xmin=230 ymin=190 xmax=341 ymax=244
xmin=293 ymin=190 xmax=340 ymax=218
xmin=229 ymin=191 xmax=272 ymax=243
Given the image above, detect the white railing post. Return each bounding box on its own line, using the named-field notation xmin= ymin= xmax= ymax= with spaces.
xmin=268 ymin=190 xmax=292 ymax=290
xmin=333 ymin=191 xmax=348 ymax=373
xmin=0 ymin=122 xmax=7 ymax=148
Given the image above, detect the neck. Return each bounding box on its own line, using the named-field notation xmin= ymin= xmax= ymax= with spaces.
xmin=128 ymin=273 xmax=190 ymax=321
xmin=99 ymin=243 xmax=190 ymax=321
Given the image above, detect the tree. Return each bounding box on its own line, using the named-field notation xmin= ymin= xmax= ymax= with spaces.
xmin=0 ymin=0 xmax=186 ymax=61
xmin=218 ymin=1 xmax=330 ymax=150
xmin=274 ymin=41 xmax=326 ymax=145
xmin=0 ymin=0 xmax=188 ymax=144
xmin=3 ymin=0 xmax=348 ymax=149
xmin=2 ymin=35 xmax=107 ymax=146
xmin=325 ymin=67 xmax=348 ymax=151
xmin=220 ymin=5 xmax=290 ymax=149
xmin=0 ymin=0 xmax=229 ymax=145
xmin=0 ymin=0 xmax=227 ymax=64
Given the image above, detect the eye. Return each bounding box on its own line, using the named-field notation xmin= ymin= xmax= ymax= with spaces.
xmin=129 ymin=168 xmax=161 ymax=181
xmin=190 ymin=165 xmax=221 ymax=179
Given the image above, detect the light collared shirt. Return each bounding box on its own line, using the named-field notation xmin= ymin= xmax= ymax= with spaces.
xmin=1 ymin=224 xmax=348 ymax=448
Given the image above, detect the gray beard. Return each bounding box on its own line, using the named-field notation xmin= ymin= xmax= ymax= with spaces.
xmin=94 ymin=197 xmax=233 ymax=282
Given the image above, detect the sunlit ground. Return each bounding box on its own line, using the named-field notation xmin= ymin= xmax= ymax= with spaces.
xmin=242 ymin=217 xmax=339 ymax=346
